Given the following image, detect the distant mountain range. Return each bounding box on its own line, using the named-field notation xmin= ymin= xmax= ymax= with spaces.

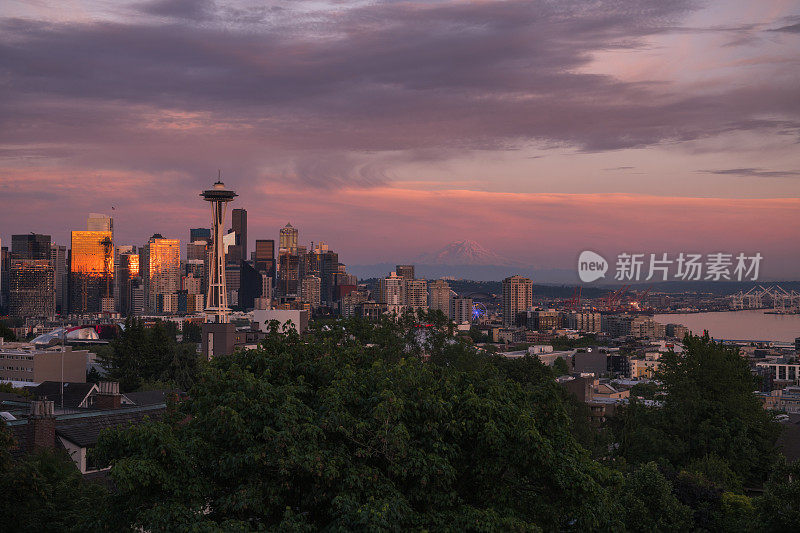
xmin=414 ymin=239 xmax=520 ymax=266
xmin=349 ymin=239 xmax=576 ymax=282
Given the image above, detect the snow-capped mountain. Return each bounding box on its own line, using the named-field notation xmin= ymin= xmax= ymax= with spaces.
xmin=415 ymin=239 xmax=518 ymax=266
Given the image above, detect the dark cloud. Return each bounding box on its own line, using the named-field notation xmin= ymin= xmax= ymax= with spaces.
xmin=603 ymin=166 xmax=636 ymax=170
xmin=138 ymin=0 xmax=215 ymax=21
xmin=771 ymin=22 xmax=800 ymax=33
xmin=701 ymin=168 xmax=800 ymax=178
xmin=0 ymin=0 xmax=797 ymax=189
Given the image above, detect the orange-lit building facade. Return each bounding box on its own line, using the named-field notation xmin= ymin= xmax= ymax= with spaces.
xmin=117 ymin=252 xmax=140 ymax=316
xmin=69 ymin=230 xmax=114 ymax=314
xmin=142 ymin=235 xmax=180 ymax=313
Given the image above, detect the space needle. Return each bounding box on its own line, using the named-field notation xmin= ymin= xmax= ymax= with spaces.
xmin=200 ymin=179 xmax=237 ymax=358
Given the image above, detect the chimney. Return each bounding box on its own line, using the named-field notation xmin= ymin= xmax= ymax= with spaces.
xmin=28 ymin=399 xmax=55 ymax=451
xmin=94 ymin=381 xmax=122 ymax=410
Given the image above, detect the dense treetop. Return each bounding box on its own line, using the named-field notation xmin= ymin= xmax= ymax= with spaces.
xmin=1 ymin=315 xmax=797 ymax=531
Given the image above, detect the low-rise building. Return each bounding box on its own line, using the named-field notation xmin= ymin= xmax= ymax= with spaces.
xmin=759 ymin=385 xmax=800 ymax=413
xmin=252 ymin=309 xmax=310 ymax=334
xmin=630 ymin=357 xmax=661 ymax=379
xmin=0 ymin=345 xmax=88 ymax=384
xmin=756 ymin=361 xmax=800 ymax=385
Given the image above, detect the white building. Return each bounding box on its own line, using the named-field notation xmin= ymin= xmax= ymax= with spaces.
xmin=252 ymin=309 xmax=309 ymax=334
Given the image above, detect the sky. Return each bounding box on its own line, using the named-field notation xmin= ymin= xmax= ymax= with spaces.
xmin=1 ymin=0 xmax=799 ymax=277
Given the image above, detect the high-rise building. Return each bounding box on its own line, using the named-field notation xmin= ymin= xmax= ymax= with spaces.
xmin=186 ymin=241 xmax=208 ymax=262
xmin=340 ymin=290 xmax=368 ymax=318
xmin=301 ymin=275 xmax=322 ymax=309
xmin=279 ymin=223 xmax=298 ymax=252
xmin=428 ymin=279 xmax=452 ymax=319
xmin=182 ymin=272 xmax=202 ymax=295
xmin=229 ymin=208 xmax=247 ymax=263
xmin=396 ymin=265 xmax=415 ymax=282
xmin=405 ymin=279 xmax=428 ymax=312
xmin=502 ymin=275 xmax=533 ymax=326
xmin=261 ymin=274 xmax=273 ymax=301
xmin=255 ymin=239 xmax=276 ymax=279
xmin=117 ymin=251 xmax=140 ymax=316
xmin=378 ymin=272 xmax=405 ymax=314
xmin=69 ymin=230 xmax=114 ymax=314
xmin=0 ymin=244 xmax=9 ymax=309
xmin=451 ymin=297 xmax=474 ymax=324
xmin=8 ymin=260 xmax=55 ymax=318
xmin=130 ymin=279 xmax=145 ymax=316
xmin=190 ymin=228 xmax=211 ymax=243
xmin=50 ymin=244 xmax=68 ymax=314
xmin=278 ymin=250 xmax=300 ymax=297
xmin=12 ymin=234 xmax=51 ymax=260
xmin=237 ymin=260 xmax=262 ymax=310
xmin=8 ymin=234 xmax=55 ymax=318
xmin=307 ymin=244 xmax=339 ymax=305
xmin=87 ymin=213 xmax=113 ymax=235
xmin=141 ymin=234 xmax=180 ymax=314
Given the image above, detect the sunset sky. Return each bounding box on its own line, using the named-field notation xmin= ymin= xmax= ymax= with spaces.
xmin=1 ymin=0 xmax=799 ymax=277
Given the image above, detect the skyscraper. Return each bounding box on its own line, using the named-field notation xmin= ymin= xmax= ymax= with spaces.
xmin=428 ymin=279 xmax=452 ymax=319
xmin=307 ymin=243 xmax=339 ymax=305
xmin=502 ymin=275 xmax=533 ymax=326
xmin=186 ymin=241 xmax=208 ymax=262
xmin=87 ymin=213 xmax=113 ymax=236
xmin=237 ymin=260 xmax=262 ymax=310
xmin=279 ymin=222 xmax=298 ymax=252
xmin=0 ymin=243 xmax=8 ymax=309
xmin=405 ymin=279 xmax=428 ymax=312
xmin=396 ymin=265 xmax=415 ymax=282
xmin=451 ymin=297 xmax=474 ymax=325
xmin=141 ymin=234 xmax=180 ymax=314
xmin=254 ymin=239 xmax=275 ymax=278
xmin=378 ymin=272 xmax=405 ymax=314
xmin=50 ymin=243 xmax=68 ymax=314
xmin=9 ymin=233 xmax=55 ymax=318
xmin=301 ymin=275 xmax=321 ymax=309
xmin=69 ymin=230 xmax=114 ymax=314
xmin=230 ymin=208 xmax=247 ymax=263
xmin=189 ymin=228 xmax=211 ymax=243
xmin=12 ymin=234 xmax=52 ymax=260
xmin=117 ymin=251 xmax=140 ymax=316
xmin=278 ymin=250 xmax=300 ymax=297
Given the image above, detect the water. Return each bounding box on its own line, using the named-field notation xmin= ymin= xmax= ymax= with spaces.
xmin=652 ymin=310 xmax=800 ymax=343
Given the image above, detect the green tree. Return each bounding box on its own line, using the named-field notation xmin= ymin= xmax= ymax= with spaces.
xmin=0 ymin=423 xmax=106 ymax=532
xmin=0 ymin=320 xmax=17 ymax=341
xmin=96 ymin=321 xmax=620 ymax=531
xmin=0 ymin=382 xmax=31 ymax=397
xmin=754 ymin=458 xmax=800 ymax=531
xmin=619 ymin=462 xmax=694 ymax=532
xmin=98 ymin=317 xmax=202 ymax=392
xmin=182 ymin=321 xmax=202 ymax=343
xmin=552 ymin=356 xmax=570 ymax=376
xmin=611 ymin=334 xmax=780 ymax=489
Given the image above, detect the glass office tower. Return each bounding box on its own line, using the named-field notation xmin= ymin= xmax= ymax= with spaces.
xmin=69 ymin=230 xmax=114 ymax=314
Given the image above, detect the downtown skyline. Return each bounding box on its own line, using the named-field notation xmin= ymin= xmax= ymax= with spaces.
xmin=1 ymin=0 xmax=799 ymax=277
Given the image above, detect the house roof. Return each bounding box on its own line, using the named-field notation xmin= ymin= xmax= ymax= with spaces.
xmin=55 ymin=405 xmax=165 ymax=448
xmin=123 ymin=389 xmax=182 ymax=406
xmin=4 ymin=404 xmax=166 ymax=455
xmin=27 ymin=382 xmax=97 ymax=410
